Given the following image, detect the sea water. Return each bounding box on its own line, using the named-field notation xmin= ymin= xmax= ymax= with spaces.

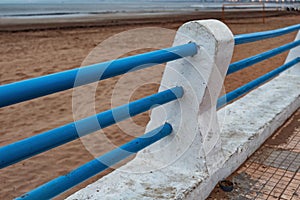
xmin=0 ymin=1 xmax=295 ymax=19
xmin=0 ymin=1 xmax=220 ymax=18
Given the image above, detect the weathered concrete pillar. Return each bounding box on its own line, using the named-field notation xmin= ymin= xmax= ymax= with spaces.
xmin=67 ymin=20 xmax=234 ymax=200
xmin=139 ymin=19 xmax=234 ymax=175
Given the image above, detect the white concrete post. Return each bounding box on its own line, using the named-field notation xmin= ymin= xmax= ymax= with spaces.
xmin=283 ymin=30 xmax=300 ymax=76
xmin=139 ymin=19 xmax=234 ymax=175
xmin=67 ymin=20 xmax=234 ymax=200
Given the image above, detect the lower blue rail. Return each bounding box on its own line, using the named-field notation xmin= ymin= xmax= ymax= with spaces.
xmin=218 ymin=57 xmax=300 ymax=108
xmin=227 ymin=40 xmax=300 ymax=75
xmin=16 ymin=123 xmax=173 ymax=200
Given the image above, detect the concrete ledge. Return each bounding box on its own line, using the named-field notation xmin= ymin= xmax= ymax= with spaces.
xmin=199 ymin=73 xmax=300 ymax=199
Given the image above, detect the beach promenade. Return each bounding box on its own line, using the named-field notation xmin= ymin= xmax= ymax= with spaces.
xmin=209 ymin=109 xmax=300 ymax=199
xmin=0 ymin=11 xmax=299 ymax=199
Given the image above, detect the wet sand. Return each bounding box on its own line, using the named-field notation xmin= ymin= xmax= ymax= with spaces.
xmin=0 ymin=11 xmax=299 ymax=199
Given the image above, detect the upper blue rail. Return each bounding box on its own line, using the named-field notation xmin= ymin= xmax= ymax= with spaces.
xmin=0 ymin=43 xmax=197 ymax=108
xmin=235 ymin=24 xmax=300 ymax=45
xmin=1 ymin=24 xmax=299 ymax=108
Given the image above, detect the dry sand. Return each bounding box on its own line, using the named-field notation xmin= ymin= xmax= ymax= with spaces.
xmin=0 ymin=11 xmax=299 ymax=199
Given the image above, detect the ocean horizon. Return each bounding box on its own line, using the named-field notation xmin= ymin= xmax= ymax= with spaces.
xmin=0 ymin=1 xmax=297 ymax=19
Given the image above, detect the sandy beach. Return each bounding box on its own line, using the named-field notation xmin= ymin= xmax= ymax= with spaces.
xmin=0 ymin=11 xmax=299 ymax=199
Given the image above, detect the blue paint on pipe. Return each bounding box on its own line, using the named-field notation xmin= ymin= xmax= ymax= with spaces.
xmin=0 ymin=43 xmax=196 ymax=108
xmin=227 ymin=40 xmax=300 ymax=75
xmin=234 ymin=24 xmax=300 ymax=45
xmin=16 ymin=123 xmax=173 ymax=200
xmin=218 ymin=57 xmax=300 ymax=109
xmin=0 ymin=86 xmax=183 ymax=169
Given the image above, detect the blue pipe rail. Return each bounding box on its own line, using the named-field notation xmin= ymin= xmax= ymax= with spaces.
xmin=16 ymin=123 xmax=173 ymax=200
xmin=234 ymin=24 xmax=300 ymax=45
xmin=0 ymin=43 xmax=196 ymax=108
xmin=0 ymin=86 xmax=183 ymax=169
xmin=1 ymin=23 xmax=299 ymax=200
xmin=217 ymin=57 xmax=300 ymax=108
xmin=227 ymin=40 xmax=300 ymax=75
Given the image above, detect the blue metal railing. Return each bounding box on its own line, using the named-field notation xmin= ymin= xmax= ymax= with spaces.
xmin=0 ymin=41 xmax=194 ymax=199
xmin=235 ymin=24 xmax=300 ymax=45
xmin=0 ymin=23 xmax=299 ymax=200
xmin=227 ymin=40 xmax=300 ymax=75
xmin=220 ymin=23 xmax=300 ymax=108
xmin=218 ymin=57 xmax=300 ymax=108
xmin=0 ymin=43 xmax=196 ymax=108
xmin=0 ymin=86 xmax=183 ymax=169
xmin=16 ymin=123 xmax=172 ymax=200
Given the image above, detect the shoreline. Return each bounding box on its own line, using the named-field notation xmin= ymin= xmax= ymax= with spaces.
xmin=0 ymin=10 xmax=297 ymax=32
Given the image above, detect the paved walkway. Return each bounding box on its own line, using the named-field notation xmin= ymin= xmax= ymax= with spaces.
xmin=208 ymin=109 xmax=300 ymax=200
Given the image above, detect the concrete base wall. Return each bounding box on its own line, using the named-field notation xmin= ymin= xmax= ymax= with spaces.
xmin=197 ymin=73 xmax=300 ymax=199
